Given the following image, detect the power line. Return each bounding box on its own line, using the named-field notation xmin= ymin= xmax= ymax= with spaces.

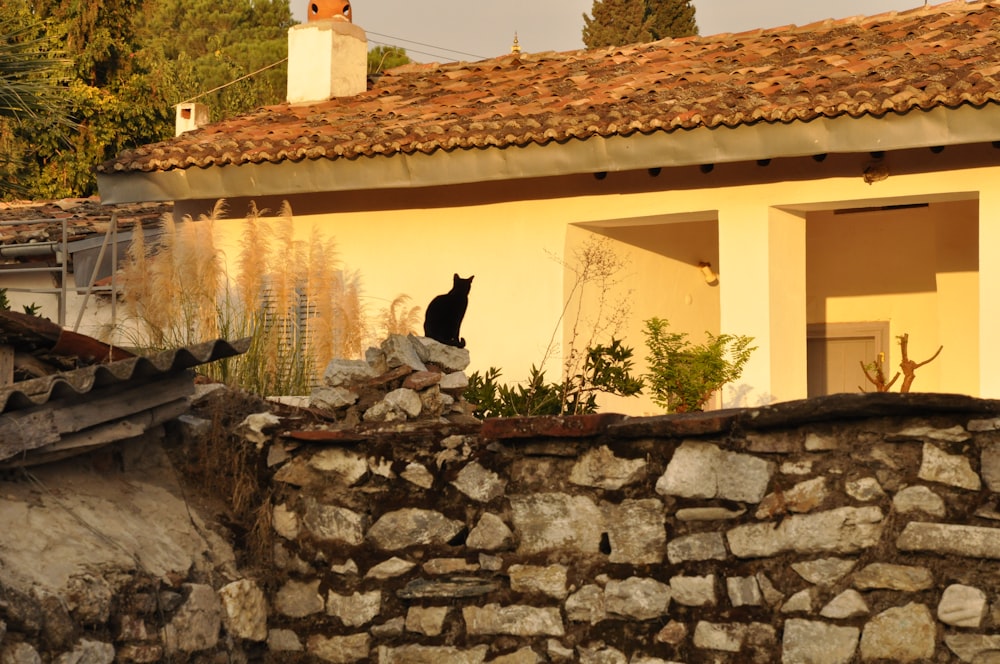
xmin=366 ymin=30 xmax=489 ymax=61
xmin=180 ymin=58 xmax=289 ymax=105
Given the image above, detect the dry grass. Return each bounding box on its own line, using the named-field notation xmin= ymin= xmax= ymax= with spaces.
xmin=117 ymin=200 xmax=375 ymax=395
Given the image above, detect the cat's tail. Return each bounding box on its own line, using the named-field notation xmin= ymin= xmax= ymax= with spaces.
xmin=458 ymin=337 xmax=466 ymax=348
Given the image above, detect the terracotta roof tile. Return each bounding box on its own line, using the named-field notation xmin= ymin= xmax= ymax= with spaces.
xmin=0 ymin=198 xmax=171 ymax=247
xmin=98 ymin=1 xmax=1000 ymax=176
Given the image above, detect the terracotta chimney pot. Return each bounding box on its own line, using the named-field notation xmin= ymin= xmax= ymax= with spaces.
xmin=308 ymin=0 xmax=352 ymax=22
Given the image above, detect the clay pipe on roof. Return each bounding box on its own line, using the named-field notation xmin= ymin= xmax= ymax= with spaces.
xmin=308 ymin=0 xmax=352 ymax=22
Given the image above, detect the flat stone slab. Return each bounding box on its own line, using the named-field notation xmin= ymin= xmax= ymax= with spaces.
xmin=728 ymin=507 xmax=884 ymax=558
xmin=897 ymin=522 xmax=1000 ymax=558
xmin=481 ymin=413 xmax=626 ymax=439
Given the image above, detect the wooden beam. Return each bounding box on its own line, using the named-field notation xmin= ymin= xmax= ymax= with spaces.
xmin=0 ymin=345 xmax=13 ymax=386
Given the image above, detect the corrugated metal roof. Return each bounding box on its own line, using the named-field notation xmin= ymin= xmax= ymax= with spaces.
xmin=0 ymin=337 xmax=250 ymax=415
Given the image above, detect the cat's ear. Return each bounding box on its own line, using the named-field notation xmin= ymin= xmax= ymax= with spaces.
xmin=453 ymin=273 xmax=460 ymax=281
xmin=469 ymin=276 xmax=474 ymax=282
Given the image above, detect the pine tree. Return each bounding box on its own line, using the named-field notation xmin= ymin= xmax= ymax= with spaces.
xmin=583 ymin=0 xmax=698 ymax=49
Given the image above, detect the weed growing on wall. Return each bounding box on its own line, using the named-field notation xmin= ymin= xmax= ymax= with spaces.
xmin=642 ymin=317 xmax=755 ymax=413
xmin=118 ymin=201 xmax=372 ymax=395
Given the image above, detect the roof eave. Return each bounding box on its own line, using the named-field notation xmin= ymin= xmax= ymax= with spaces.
xmin=96 ymin=103 xmax=1000 ymax=205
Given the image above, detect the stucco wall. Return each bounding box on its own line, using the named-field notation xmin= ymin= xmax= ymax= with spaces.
xmin=173 ymin=144 xmax=1000 ymax=414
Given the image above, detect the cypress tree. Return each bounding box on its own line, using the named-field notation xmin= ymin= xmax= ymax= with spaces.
xmin=583 ymin=0 xmax=698 ymax=49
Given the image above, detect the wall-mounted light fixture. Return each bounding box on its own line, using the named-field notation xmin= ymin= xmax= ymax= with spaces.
xmin=698 ymin=261 xmax=718 ymax=285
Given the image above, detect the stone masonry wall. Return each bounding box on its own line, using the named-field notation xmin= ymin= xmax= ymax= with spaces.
xmin=4 ymin=333 xmax=1000 ymax=663
xmin=261 ymin=368 xmax=1000 ymax=663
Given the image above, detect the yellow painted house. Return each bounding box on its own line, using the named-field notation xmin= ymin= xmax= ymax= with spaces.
xmin=97 ymin=1 xmax=1000 ymax=414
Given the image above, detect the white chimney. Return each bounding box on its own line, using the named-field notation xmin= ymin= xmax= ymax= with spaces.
xmin=175 ymin=102 xmax=209 ymax=136
xmin=287 ymin=20 xmax=368 ymax=104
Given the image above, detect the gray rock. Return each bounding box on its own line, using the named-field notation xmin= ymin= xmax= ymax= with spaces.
xmin=859 ymin=603 xmax=935 ymax=662
xmin=509 ymin=564 xmax=568 ymax=599
xmin=397 ymin=578 xmax=499 ymax=599
xmin=669 ymin=575 xmax=716 ymax=607
xmin=755 ymin=571 xmax=785 ymax=606
xmin=218 ymin=579 xmax=267 ymax=641
xmin=510 ymin=493 xmax=603 ymax=554
xmin=781 ymin=619 xmax=859 ymax=664
xmin=674 ymin=506 xmax=746 ymax=521
xmin=308 ymin=448 xmax=368 ymax=485
xmin=897 ymin=522 xmax=1000 ymax=558
xmin=1 ymin=643 xmax=41 ymax=664
xmin=756 ymin=477 xmax=828 ymax=518
xmin=667 ymin=532 xmax=727 ymax=564
xmin=382 ymin=334 xmax=427 ymax=371
xmin=893 ymin=424 xmax=970 ymax=442
xmin=982 ymin=441 xmax=1000 ymax=491
xmin=969 ymin=417 xmax=1000 ymax=432
xmin=411 ymin=336 xmax=472 ymax=372
xmin=323 ymin=359 xmax=376 ymax=387
xmin=726 ymin=576 xmax=763 ymax=607
xmin=546 ymin=639 xmax=575 ymax=661
xmin=302 ymin=499 xmax=365 ymax=545
xmin=378 ymin=644 xmax=488 ymax=664
xmin=820 ymin=589 xmax=869 ymax=619
xmin=272 ymin=503 xmax=300 ymax=539
xmin=367 ymin=508 xmax=463 ymax=550
xmin=805 ymin=432 xmax=840 ymax=451
xmin=892 ymin=485 xmax=946 ymax=517
xmin=852 ymin=563 xmax=933 ymax=591
xmin=604 ymin=577 xmax=671 ymax=620
xmin=401 ymin=462 xmax=435 ymax=489
xmin=945 ymin=634 xmax=1000 ymax=662
xmin=307 ymin=633 xmax=371 ymax=663
xmin=938 ymin=584 xmax=988 ymax=627
xmin=569 ymin=446 xmax=646 ymax=489
xmin=309 ymin=386 xmax=358 ymax=411
xmin=406 ymin=606 xmax=449 ymax=636
xmin=565 ymin=585 xmax=606 ymax=624
xmin=275 ymin=580 xmax=324 ymax=618
xmin=452 ymin=462 xmax=506 ymax=503
xmin=918 ymin=443 xmax=981 ymax=490
xmin=656 ymin=442 xmax=774 ymax=503
xmin=268 ymin=628 xmax=303 ymax=652
xmin=490 ymin=647 xmax=544 ymax=664
xmin=371 ymin=617 xmax=406 ymax=638
xmin=466 ymin=513 xmax=514 ymax=550
xmin=692 ymin=621 xmax=744 ymax=652
xmin=780 ymin=589 xmax=815 ymax=614
xmin=603 ymin=499 xmax=666 ymax=564
xmin=577 ymin=644 xmax=627 ymax=664
xmin=161 ymin=584 xmax=221 ymax=654
xmin=463 ymin=604 xmax=564 ymax=636
xmin=327 ymin=590 xmax=381 ymax=627
xmin=439 ymin=372 xmax=470 ymax=391
xmin=727 ymin=507 xmax=884 ymax=557
xmin=53 ymin=640 xmax=114 ymax=664
xmin=366 ymin=557 xmax=417 ymax=579
xmin=790 ymin=557 xmax=856 ymax=586
xmin=845 ymin=476 xmax=885 ymax=501
xmin=422 ymin=558 xmax=479 ymax=575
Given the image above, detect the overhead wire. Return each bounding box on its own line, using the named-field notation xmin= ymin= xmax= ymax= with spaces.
xmin=175 ymin=28 xmax=490 ymax=104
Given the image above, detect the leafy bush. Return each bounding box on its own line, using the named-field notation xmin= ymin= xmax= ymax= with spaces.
xmin=642 ymin=317 xmax=755 ymax=413
xmin=466 ymin=339 xmax=643 ymax=417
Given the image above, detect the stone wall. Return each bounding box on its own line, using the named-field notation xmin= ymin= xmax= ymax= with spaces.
xmin=258 ymin=388 xmax=1000 ymax=664
xmin=3 ymin=334 xmax=1000 ymax=663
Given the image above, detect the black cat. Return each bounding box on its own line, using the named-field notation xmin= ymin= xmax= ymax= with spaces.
xmin=423 ymin=274 xmax=473 ymax=348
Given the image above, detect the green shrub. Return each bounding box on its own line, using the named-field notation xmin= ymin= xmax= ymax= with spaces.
xmin=466 ymin=339 xmax=643 ymax=417
xmin=642 ymin=317 xmax=755 ymax=413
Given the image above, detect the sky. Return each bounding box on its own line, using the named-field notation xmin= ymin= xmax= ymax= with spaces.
xmin=290 ymin=0 xmax=950 ymax=63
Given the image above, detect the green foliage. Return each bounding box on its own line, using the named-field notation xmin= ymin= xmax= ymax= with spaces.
xmin=642 ymin=317 xmax=755 ymax=413
xmin=0 ymin=287 xmax=40 ymax=315
xmin=0 ymin=0 xmax=293 ymax=200
xmin=466 ymin=339 xmax=643 ymax=418
xmin=582 ymin=0 xmax=698 ymax=48
xmin=368 ymin=46 xmax=411 ymax=74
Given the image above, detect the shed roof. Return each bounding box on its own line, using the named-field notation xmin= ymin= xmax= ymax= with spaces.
xmin=0 ymin=198 xmax=170 ymax=247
